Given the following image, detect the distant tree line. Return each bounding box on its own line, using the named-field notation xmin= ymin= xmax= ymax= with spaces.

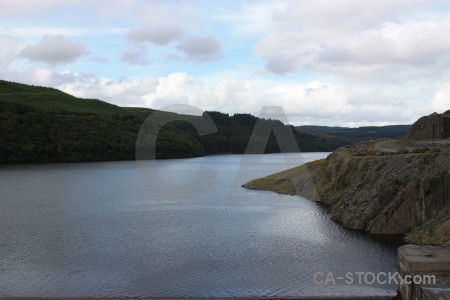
xmin=295 ymin=125 xmax=410 ymax=143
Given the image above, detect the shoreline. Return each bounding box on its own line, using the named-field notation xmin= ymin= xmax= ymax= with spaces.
xmin=243 ymin=139 xmax=450 ymax=245
xmin=0 ymin=151 xmax=331 ymax=167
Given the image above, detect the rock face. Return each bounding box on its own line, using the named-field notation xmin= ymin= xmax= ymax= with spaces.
xmin=407 ymin=110 xmax=450 ymax=140
xmin=244 ymin=138 xmax=450 ymax=244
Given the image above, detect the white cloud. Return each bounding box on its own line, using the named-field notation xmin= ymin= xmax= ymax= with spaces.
xmin=332 ymin=20 xmax=450 ymax=66
xmin=176 ymin=35 xmax=222 ymax=62
xmin=0 ymin=35 xmax=27 ymax=68
xmin=1 ymin=62 xmax=438 ymax=126
xmin=1 ymin=67 xmax=79 ymax=87
xmin=0 ymin=26 xmax=127 ymax=37
xmin=427 ymin=83 xmax=450 ymax=113
xmin=0 ymin=0 xmax=77 ymax=17
xmin=136 ymin=75 xmax=429 ymax=125
xmin=215 ymin=0 xmax=287 ymax=36
xmin=20 ymin=35 xmax=88 ymax=66
xmin=125 ymin=25 xmax=183 ymax=45
xmin=1 ymin=0 xmax=448 ymax=127
xmin=264 ymin=55 xmax=299 ymax=75
xmin=276 ymin=0 xmax=436 ymax=29
xmin=249 ymin=0 xmax=450 ymax=81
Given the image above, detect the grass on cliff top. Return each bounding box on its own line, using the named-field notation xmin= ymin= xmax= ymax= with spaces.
xmin=247 ymin=158 xmax=326 ymax=193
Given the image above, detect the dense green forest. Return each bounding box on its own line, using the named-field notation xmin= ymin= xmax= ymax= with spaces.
xmin=0 ymin=80 xmax=409 ymax=164
xmin=192 ymin=111 xmax=348 ymax=154
xmin=0 ymin=80 xmax=204 ymax=163
xmin=295 ymin=124 xmax=410 ymax=143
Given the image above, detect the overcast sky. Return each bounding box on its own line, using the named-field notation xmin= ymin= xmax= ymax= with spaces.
xmin=1 ymin=0 xmax=450 ymax=126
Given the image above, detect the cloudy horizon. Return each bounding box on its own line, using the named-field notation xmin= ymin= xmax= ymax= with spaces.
xmin=1 ymin=0 xmax=449 ymax=127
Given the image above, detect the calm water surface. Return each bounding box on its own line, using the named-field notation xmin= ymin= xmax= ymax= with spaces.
xmin=0 ymin=153 xmax=402 ymax=297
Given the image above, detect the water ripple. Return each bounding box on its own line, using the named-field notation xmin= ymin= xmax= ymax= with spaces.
xmin=0 ymin=153 xmax=402 ymax=297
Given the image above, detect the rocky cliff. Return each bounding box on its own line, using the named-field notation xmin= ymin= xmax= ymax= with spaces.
xmin=407 ymin=110 xmax=450 ymax=140
xmin=244 ymin=129 xmax=450 ymax=245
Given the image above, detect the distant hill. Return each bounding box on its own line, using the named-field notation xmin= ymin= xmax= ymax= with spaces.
xmin=296 ymin=124 xmax=410 ymax=143
xmin=194 ymin=111 xmax=349 ymax=154
xmin=0 ymin=80 xmax=410 ymax=164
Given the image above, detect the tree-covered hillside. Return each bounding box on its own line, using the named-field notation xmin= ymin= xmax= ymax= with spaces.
xmin=0 ymin=80 xmax=409 ymax=164
xmin=194 ymin=111 xmax=348 ymax=154
xmin=296 ymin=124 xmax=410 ymax=143
xmin=0 ymin=80 xmax=204 ymax=163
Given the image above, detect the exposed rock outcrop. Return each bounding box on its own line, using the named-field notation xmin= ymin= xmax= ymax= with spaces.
xmin=407 ymin=110 xmax=450 ymax=140
xmin=244 ymin=137 xmax=450 ymax=244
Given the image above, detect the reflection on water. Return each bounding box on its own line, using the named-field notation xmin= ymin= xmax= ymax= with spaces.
xmin=0 ymin=153 xmax=403 ymax=297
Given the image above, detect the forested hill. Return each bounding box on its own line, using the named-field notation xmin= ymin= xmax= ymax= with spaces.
xmin=0 ymin=80 xmax=408 ymax=164
xmin=296 ymin=124 xmax=410 ymax=143
xmin=0 ymin=80 xmax=205 ymax=163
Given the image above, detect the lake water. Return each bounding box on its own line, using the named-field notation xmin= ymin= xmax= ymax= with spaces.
xmin=0 ymin=153 xmax=402 ymax=297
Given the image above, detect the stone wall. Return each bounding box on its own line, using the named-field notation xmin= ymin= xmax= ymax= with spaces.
xmin=398 ymin=244 xmax=450 ymax=300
